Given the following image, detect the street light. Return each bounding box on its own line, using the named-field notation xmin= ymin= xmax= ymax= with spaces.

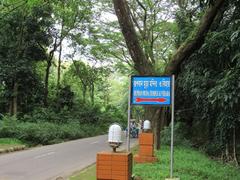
xmin=143 ymin=120 xmax=151 ymax=132
xmin=108 ymin=123 xmax=122 ymax=152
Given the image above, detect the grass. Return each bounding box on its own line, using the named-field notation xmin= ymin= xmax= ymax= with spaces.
xmin=70 ymin=146 xmax=240 ymax=180
xmin=0 ymin=138 xmax=25 ymax=150
xmin=70 ymin=165 xmax=96 ymax=180
xmin=134 ymin=146 xmax=240 ymax=180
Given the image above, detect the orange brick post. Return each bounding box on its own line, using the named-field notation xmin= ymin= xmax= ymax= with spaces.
xmin=96 ymin=151 xmax=132 ymax=180
xmin=134 ymin=132 xmax=158 ymax=163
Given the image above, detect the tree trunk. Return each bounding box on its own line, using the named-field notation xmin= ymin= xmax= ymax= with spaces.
xmin=8 ymin=81 xmax=13 ymax=115
xmin=225 ymin=142 xmax=230 ymax=162
xmin=8 ymin=99 xmax=13 ymax=115
xmin=12 ymin=81 xmax=18 ymax=116
xmin=57 ymin=22 xmax=64 ymax=93
xmin=44 ymin=37 xmax=59 ymax=107
xmin=144 ymin=106 xmax=162 ymax=149
xmin=90 ymin=83 xmax=94 ymax=105
xmin=112 ymin=0 xmax=154 ymax=75
xmin=233 ymin=127 xmax=238 ymax=166
xmin=157 ymin=107 xmax=170 ymax=149
xmin=83 ymin=85 xmax=87 ymax=103
xmin=8 ymin=80 xmax=18 ymax=116
xmin=44 ymin=60 xmax=51 ymax=106
xmin=156 ymin=110 xmax=163 ymax=149
xmin=57 ymin=42 xmax=62 ymax=92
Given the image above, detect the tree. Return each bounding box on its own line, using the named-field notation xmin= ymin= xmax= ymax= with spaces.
xmin=112 ymin=0 xmax=226 ymax=148
xmin=67 ymin=60 xmax=111 ymax=105
xmin=0 ymin=1 xmax=52 ymax=115
xmin=56 ymin=85 xmax=74 ymax=110
xmin=176 ymin=0 xmax=240 ymax=163
xmin=43 ymin=0 xmax=93 ymax=106
xmin=164 ymin=0 xmax=226 ymax=75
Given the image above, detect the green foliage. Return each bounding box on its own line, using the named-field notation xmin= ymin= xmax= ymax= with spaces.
xmin=0 ymin=98 xmax=126 ymax=145
xmin=20 ymin=101 xmax=125 ymax=125
xmin=176 ymin=1 xmax=240 ymax=157
xmin=0 ymin=115 xmax=108 ymax=145
xmin=55 ymin=85 xmax=74 ymax=110
xmin=133 ymin=146 xmax=240 ymax=180
xmin=63 ymin=60 xmax=111 ymax=105
xmin=175 ymin=10 xmax=196 ymax=47
xmin=0 ymin=2 xmax=53 ymax=113
xmin=161 ymin=122 xmax=192 ymax=147
xmin=0 ymin=138 xmax=23 ymax=145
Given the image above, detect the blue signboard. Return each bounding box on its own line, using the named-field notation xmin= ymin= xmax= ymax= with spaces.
xmin=131 ymin=76 xmax=171 ymax=105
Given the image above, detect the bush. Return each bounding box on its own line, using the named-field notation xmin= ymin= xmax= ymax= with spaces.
xmin=0 ymin=102 xmax=125 ymax=146
xmin=161 ymin=122 xmax=192 ymax=146
xmin=20 ymin=102 xmax=126 ymax=126
xmin=0 ymin=116 xmax=108 ymax=145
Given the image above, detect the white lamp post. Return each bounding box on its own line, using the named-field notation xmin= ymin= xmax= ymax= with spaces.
xmin=108 ymin=124 xmax=123 ymax=152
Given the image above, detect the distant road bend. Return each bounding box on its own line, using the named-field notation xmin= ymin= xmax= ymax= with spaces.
xmin=0 ymin=134 xmax=137 ymax=180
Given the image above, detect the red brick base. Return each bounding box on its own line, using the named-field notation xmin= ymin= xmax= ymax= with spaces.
xmin=96 ymin=151 xmax=132 ymax=180
xmin=134 ymin=133 xmax=158 ymax=163
xmin=134 ymin=154 xmax=158 ymax=163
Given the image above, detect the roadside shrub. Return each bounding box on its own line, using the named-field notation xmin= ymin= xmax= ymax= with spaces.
xmin=161 ymin=122 xmax=192 ymax=146
xmin=0 ymin=101 xmax=124 ymax=146
xmin=201 ymin=141 xmax=223 ymax=157
xmin=20 ymin=102 xmax=125 ymax=126
xmin=60 ymin=122 xmax=83 ymax=140
xmin=0 ymin=116 xmax=19 ymax=137
xmin=0 ymin=116 xmax=108 ymax=145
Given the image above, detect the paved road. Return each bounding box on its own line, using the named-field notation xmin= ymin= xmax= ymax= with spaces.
xmin=0 ymin=134 xmax=137 ymax=180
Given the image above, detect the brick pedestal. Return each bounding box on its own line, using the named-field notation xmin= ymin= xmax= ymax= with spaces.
xmin=134 ymin=133 xmax=157 ymax=163
xmin=96 ymin=151 xmax=132 ymax=180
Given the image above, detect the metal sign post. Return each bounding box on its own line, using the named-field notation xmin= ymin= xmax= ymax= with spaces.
xmin=127 ymin=76 xmax=131 ymax=152
xmin=127 ymin=76 xmax=172 ymax=151
xmin=127 ymin=75 xmax=175 ymax=178
xmin=170 ymin=75 xmax=175 ymax=178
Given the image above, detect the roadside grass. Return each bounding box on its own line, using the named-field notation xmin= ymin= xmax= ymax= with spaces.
xmin=0 ymin=138 xmax=25 ymax=150
xmin=70 ymin=165 xmax=96 ymax=180
xmin=134 ymin=146 xmax=240 ymax=180
xmin=70 ymin=146 xmax=240 ymax=180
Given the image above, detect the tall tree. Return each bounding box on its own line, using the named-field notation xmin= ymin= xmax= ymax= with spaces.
xmin=43 ymin=0 xmax=93 ymax=106
xmin=0 ymin=1 xmax=52 ymax=115
xmin=68 ymin=60 xmax=110 ymax=105
xmin=112 ymin=0 xmax=226 ymax=148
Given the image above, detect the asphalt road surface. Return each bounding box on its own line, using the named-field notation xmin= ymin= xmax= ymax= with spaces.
xmin=0 ymin=134 xmax=137 ymax=180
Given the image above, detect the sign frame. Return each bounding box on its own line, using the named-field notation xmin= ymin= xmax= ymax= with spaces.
xmin=130 ymin=75 xmax=172 ymax=106
xmin=126 ymin=75 xmax=176 ymax=179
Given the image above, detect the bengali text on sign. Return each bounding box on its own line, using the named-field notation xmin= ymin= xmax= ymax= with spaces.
xmin=131 ymin=76 xmax=171 ymax=105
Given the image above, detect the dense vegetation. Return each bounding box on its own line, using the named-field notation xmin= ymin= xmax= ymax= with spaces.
xmin=111 ymin=0 xmax=240 ymax=165
xmin=175 ymin=0 xmax=240 ymax=164
xmin=0 ymin=0 xmax=127 ymax=145
xmin=0 ymin=0 xmax=239 ymax=169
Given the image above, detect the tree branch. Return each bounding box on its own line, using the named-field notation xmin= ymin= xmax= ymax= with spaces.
xmin=164 ymin=0 xmax=226 ymax=75
xmin=112 ymin=0 xmax=153 ymax=75
xmin=0 ymin=0 xmax=28 ymax=21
